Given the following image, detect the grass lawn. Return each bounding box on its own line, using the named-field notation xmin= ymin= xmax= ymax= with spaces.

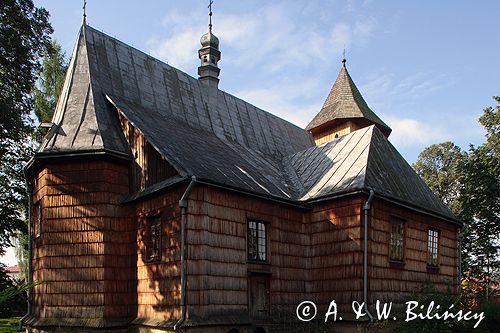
xmin=0 ymin=318 xmax=21 ymax=333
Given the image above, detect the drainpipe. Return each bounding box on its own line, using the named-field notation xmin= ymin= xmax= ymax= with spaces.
xmin=19 ymin=173 xmax=33 ymax=331
xmin=174 ymin=176 xmax=197 ymax=330
xmin=362 ymin=189 xmax=375 ymax=333
xmin=458 ymin=227 xmax=462 ymax=294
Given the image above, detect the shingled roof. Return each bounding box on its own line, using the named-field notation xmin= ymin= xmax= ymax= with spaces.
xmin=36 ymin=24 xmax=457 ymax=223
xmin=40 ymin=24 xmax=313 ymax=160
xmin=305 ymin=64 xmax=392 ymax=135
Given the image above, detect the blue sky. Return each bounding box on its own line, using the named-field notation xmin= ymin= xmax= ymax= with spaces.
xmin=1 ymin=0 xmax=498 ymax=266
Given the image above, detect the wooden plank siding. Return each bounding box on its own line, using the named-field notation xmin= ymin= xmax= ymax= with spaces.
xmin=118 ymin=112 xmax=178 ymax=192
xmin=31 ymin=160 xmax=136 ymax=321
xmin=313 ymin=121 xmax=361 ymax=144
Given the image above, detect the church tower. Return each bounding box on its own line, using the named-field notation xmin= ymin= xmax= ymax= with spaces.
xmin=198 ymin=1 xmax=221 ymax=88
xmin=306 ymin=59 xmax=392 ymax=145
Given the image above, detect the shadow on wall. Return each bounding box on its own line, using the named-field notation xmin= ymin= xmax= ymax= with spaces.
xmin=136 ymin=186 xmax=183 ymax=321
xmin=33 ymin=165 xmax=137 ymax=320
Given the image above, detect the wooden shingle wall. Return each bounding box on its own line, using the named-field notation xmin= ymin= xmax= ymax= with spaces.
xmin=134 ymin=186 xmax=184 ymax=321
xmin=185 ymin=185 xmax=308 ymax=319
xmin=308 ymin=196 xmax=364 ymax=313
xmin=31 ymin=160 xmax=135 ymax=321
xmin=369 ymin=199 xmax=459 ymax=304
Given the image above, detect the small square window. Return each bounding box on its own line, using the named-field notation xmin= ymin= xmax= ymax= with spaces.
xmin=427 ymin=229 xmax=439 ymax=266
xmin=146 ymin=215 xmax=161 ymax=262
xmin=248 ymin=221 xmax=267 ymax=262
xmin=389 ymin=217 xmax=405 ymax=261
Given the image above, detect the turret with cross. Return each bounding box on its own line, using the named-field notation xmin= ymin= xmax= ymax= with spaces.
xmin=198 ymin=0 xmax=221 ymax=88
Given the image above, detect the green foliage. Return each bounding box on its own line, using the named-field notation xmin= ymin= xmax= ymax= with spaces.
xmin=459 ymin=96 xmax=500 ymax=289
xmin=13 ymin=231 xmax=28 ymax=282
xmin=0 ymin=0 xmax=52 ymax=254
xmin=0 ymin=317 xmax=22 ymax=333
xmin=413 ymin=141 xmax=466 ymax=216
xmin=0 ymin=139 xmax=33 ymax=255
xmin=391 ymin=284 xmax=497 ymax=333
xmin=0 ymin=0 xmax=53 ymax=142
xmin=33 ymin=40 xmax=67 ymax=125
xmin=0 ymin=266 xmax=26 ymax=318
xmin=414 ymin=96 xmax=500 ymax=303
xmin=477 ymin=301 xmax=500 ymax=332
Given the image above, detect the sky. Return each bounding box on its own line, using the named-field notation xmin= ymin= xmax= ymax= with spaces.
xmin=1 ymin=1 xmax=499 ymax=267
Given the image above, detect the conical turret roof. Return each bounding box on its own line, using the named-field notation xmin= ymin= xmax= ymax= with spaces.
xmin=306 ymin=64 xmax=391 ymax=136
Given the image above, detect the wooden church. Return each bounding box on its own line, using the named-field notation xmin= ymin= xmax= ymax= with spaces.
xmin=23 ymin=10 xmax=461 ymax=333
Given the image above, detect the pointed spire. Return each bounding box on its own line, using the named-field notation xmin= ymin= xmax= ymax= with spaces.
xmin=306 ymin=62 xmax=391 ymax=144
xmin=198 ymin=0 xmax=221 ymax=88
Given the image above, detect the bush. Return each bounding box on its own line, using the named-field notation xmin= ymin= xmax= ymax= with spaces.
xmin=0 ymin=265 xmax=26 ymax=318
xmin=390 ymin=284 xmax=498 ymax=333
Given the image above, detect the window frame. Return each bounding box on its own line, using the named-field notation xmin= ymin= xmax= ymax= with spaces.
xmin=427 ymin=228 xmax=440 ymax=267
xmin=389 ymin=217 xmax=405 ymax=262
xmin=145 ymin=214 xmax=162 ymax=262
xmin=247 ymin=220 xmax=268 ymax=262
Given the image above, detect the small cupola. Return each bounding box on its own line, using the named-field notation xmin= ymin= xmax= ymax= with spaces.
xmin=198 ymin=1 xmax=221 ymax=88
xmin=306 ymin=58 xmax=392 ymax=145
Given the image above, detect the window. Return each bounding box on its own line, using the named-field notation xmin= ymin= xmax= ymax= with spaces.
xmin=248 ymin=221 xmax=267 ymax=261
xmin=427 ymin=229 xmax=439 ymax=266
xmin=389 ymin=218 xmax=405 ymax=261
xmin=146 ymin=215 xmax=161 ymax=262
xmin=33 ymin=201 xmax=42 ymax=238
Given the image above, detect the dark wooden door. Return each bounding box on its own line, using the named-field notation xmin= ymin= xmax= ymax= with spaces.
xmin=250 ymin=275 xmax=270 ymax=318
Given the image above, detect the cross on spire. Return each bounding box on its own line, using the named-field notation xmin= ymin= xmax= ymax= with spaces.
xmin=83 ymin=0 xmax=87 ymax=24
xmin=208 ymin=0 xmax=214 ymax=32
xmin=342 ymin=47 xmax=346 ymax=67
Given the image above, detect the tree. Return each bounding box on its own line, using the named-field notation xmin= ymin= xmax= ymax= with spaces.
xmin=33 ymin=40 xmax=67 ymax=125
xmin=413 ymin=141 xmax=466 ymax=216
xmin=13 ymin=40 xmax=67 ymax=277
xmin=413 ymin=97 xmax=500 ymax=302
xmin=0 ymin=0 xmax=53 ymax=142
xmin=0 ymin=0 xmax=52 ymax=254
xmin=460 ymin=97 xmax=500 ymax=298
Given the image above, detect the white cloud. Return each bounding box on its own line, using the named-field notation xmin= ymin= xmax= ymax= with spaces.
xmin=148 ymin=29 xmax=201 ymax=70
xmin=361 ymin=71 xmax=453 ymax=104
xmin=147 ymin=3 xmax=377 ymax=74
xmin=236 ymin=78 xmax=323 ymax=128
xmin=385 ymin=116 xmax=449 ymax=148
xmin=145 ymin=3 xmax=384 ymax=130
